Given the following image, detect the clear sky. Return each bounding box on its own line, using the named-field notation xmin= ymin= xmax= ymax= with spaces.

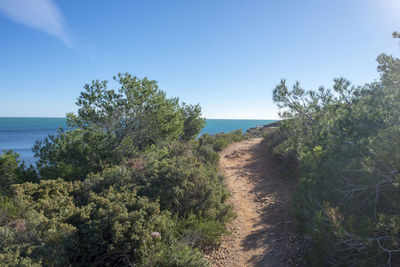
xmin=0 ymin=0 xmax=399 ymax=119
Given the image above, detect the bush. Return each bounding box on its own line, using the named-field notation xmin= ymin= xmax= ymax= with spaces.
xmin=0 ymin=178 xmax=212 ymax=266
xmin=0 ymin=151 xmax=37 ymax=196
xmin=87 ymin=141 xmax=233 ymax=223
xmin=0 ymin=137 xmax=234 ymax=265
xmin=270 ymin=47 xmax=400 ymax=265
xmin=1 ymin=73 xmax=235 ymax=265
xmin=181 ymin=103 xmax=206 ymax=141
xmin=0 ymin=196 xmax=19 ymax=225
xmin=141 ymin=240 xmax=209 ymax=267
xmin=196 ymin=145 xmax=219 ymax=166
xmin=34 ymin=129 xmax=113 ymax=181
xmin=200 ymin=129 xmax=245 ymax=152
xmin=263 ymin=127 xmax=298 ymax=178
xmin=34 ymin=73 xmax=206 ymax=181
xmin=178 ymin=214 xmax=227 ymax=247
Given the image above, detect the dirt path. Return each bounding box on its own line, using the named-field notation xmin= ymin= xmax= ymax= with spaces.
xmin=206 ymin=138 xmax=304 ymax=266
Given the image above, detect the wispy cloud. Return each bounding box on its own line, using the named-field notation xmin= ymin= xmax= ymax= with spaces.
xmin=0 ymin=0 xmax=71 ymax=46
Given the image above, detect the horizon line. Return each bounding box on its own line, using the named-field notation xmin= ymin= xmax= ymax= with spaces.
xmin=0 ymin=116 xmax=280 ymax=120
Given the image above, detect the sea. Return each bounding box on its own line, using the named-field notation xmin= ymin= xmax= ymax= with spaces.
xmin=0 ymin=117 xmax=276 ymax=166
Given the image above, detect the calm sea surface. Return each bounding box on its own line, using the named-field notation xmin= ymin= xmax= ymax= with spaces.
xmin=0 ymin=117 xmax=275 ymax=165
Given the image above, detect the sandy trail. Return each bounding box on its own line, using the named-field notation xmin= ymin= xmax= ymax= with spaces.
xmin=207 ymin=138 xmax=304 ymax=266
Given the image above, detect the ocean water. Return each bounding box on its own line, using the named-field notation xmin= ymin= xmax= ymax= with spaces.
xmin=0 ymin=117 xmax=275 ymax=165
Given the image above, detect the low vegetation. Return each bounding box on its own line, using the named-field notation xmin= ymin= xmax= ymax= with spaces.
xmin=266 ymin=35 xmax=400 ymax=265
xmin=0 ymin=74 xmax=242 ymax=266
xmin=5 ymin=36 xmax=399 ymax=266
xmin=200 ymin=130 xmax=245 ymax=152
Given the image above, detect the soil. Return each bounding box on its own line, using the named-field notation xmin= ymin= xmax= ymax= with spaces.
xmin=205 ymin=138 xmax=305 ymax=266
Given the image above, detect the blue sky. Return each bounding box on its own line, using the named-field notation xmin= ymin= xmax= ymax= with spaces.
xmin=0 ymin=0 xmax=399 ymax=119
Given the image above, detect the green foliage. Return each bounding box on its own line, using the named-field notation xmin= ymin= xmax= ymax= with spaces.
xmin=262 ymin=126 xmax=288 ymax=151
xmin=34 ymin=73 xmax=205 ymax=181
xmin=0 ymin=177 xmax=212 ymax=266
xmin=0 ymin=196 xmax=18 ymax=225
xmin=1 ymin=136 xmax=233 ymax=265
xmin=68 ymin=73 xmax=185 ymax=149
xmin=0 ymin=73 xmax=235 ymax=265
xmin=0 ymin=249 xmax=42 ymax=267
xmin=178 ymin=214 xmax=227 ymax=247
xmin=269 ymin=43 xmax=400 ymax=265
xmin=85 ymin=141 xmax=233 ymax=224
xmin=33 ymin=128 xmax=111 ymax=181
xmin=64 ymin=187 xmax=173 ymax=266
xmin=141 ymin=240 xmax=209 ymax=266
xmin=181 ymin=103 xmax=206 ymax=141
xmin=200 ymin=129 xmax=245 ymax=152
xmin=245 ymin=121 xmax=282 ymax=138
xmin=196 ymin=145 xmax=220 ymax=166
xmin=0 ymin=150 xmax=37 ymax=195
xmin=263 ymin=127 xmax=298 ymax=179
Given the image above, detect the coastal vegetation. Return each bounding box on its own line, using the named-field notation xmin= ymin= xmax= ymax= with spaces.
xmin=1 ymin=35 xmax=400 ymax=267
xmin=200 ymin=130 xmax=245 ymax=152
xmin=0 ymin=74 xmax=240 ymax=266
xmin=266 ymin=35 xmax=400 ymax=265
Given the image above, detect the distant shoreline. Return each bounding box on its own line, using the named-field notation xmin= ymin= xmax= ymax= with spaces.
xmin=0 ymin=117 xmax=278 ymax=120
xmin=0 ymin=118 xmax=278 ymax=165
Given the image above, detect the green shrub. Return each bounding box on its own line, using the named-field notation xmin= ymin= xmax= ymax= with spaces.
xmin=0 ymin=248 xmax=42 ymax=267
xmin=196 ymin=145 xmax=219 ymax=166
xmin=181 ymin=103 xmax=206 ymax=141
xmin=142 ymin=240 xmax=209 ymax=267
xmin=34 ymin=129 xmax=113 ymax=181
xmin=34 ymin=73 xmax=206 ymax=181
xmin=178 ymin=214 xmax=227 ymax=247
xmin=1 ymin=74 xmax=235 ymax=266
xmin=200 ymin=130 xmax=245 ymax=152
xmin=263 ymin=127 xmax=288 ymax=151
xmin=64 ymin=187 xmax=174 ymax=266
xmin=271 ymin=47 xmax=400 ymax=265
xmin=0 ymin=138 xmax=233 ymax=265
xmin=87 ymin=142 xmax=233 ymax=223
xmin=1 ymin=178 xmax=212 ymax=266
xmin=0 ymin=151 xmax=37 ymax=195
xmin=135 ymin=147 xmax=232 ymax=222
